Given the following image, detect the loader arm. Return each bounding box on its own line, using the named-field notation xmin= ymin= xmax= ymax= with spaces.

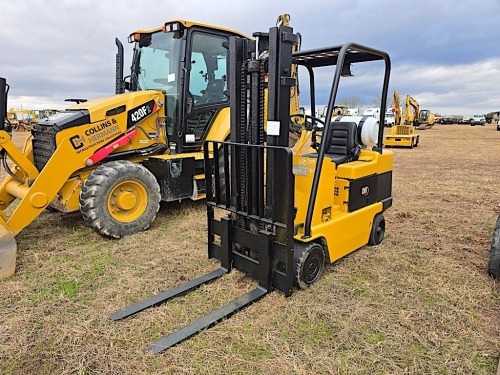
xmin=0 ymin=134 xmax=90 ymax=235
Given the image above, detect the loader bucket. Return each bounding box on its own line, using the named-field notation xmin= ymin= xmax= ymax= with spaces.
xmin=0 ymin=226 xmax=17 ymax=280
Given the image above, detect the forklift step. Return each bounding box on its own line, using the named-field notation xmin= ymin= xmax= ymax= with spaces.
xmin=147 ymin=286 xmax=268 ymax=354
xmin=110 ymin=268 xmax=227 ymax=321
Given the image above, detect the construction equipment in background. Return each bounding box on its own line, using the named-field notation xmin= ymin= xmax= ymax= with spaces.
xmin=5 ymin=108 xmax=61 ymax=132
xmin=398 ymin=94 xmax=435 ymax=130
xmin=1 ymin=17 xmax=305 ymax=280
xmin=323 ymin=104 xmax=349 ymax=117
xmin=111 ymin=21 xmax=393 ymax=353
xmin=418 ymin=109 xmax=435 ymax=129
xmin=5 ymin=109 xmax=19 ymax=131
xmin=7 ymin=108 xmax=35 ymax=131
xmin=384 ymin=90 xmax=420 ymax=148
xmin=31 ymin=109 xmax=61 ymax=125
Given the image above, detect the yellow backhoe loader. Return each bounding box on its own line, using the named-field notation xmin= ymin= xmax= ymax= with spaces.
xmin=384 ymin=91 xmax=420 ymax=148
xmin=111 ymin=20 xmax=393 ymax=353
xmin=0 ymin=16 xmax=301 ymax=280
xmin=0 ymin=20 xmax=245 ymax=279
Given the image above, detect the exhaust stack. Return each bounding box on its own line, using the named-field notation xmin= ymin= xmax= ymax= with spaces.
xmin=0 ymin=77 xmax=7 ymax=131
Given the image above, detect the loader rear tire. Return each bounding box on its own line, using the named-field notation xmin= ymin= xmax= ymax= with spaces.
xmin=79 ymin=160 xmax=161 ymax=239
xmin=488 ymin=215 xmax=500 ymax=278
xmin=368 ymin=214 xmax=385 ymax=246
xmin=294 ymin=242 xmax=325 ymax=289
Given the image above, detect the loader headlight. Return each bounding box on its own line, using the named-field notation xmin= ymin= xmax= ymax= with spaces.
xmin=163 ymin=22 xmax=184 ymax=38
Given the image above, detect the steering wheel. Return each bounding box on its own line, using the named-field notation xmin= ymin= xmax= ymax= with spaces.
xmin=289 ymin=114 xmax=324 ymax=130
xmin=289 ymin=114 xmax=325 ymax=149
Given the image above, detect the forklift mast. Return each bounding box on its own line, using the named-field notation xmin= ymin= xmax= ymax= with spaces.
xmin=205 ymin=24 xmax=299 ymax=296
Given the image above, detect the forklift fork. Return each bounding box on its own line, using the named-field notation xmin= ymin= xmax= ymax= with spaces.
xmin=111 ymin=267 xmax=269 ymax=353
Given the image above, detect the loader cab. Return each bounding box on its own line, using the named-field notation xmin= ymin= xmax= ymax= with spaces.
xmin=128 ymin=21 xmax=247 ymax=154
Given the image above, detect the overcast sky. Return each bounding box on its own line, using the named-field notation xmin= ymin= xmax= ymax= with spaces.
xmin=1 ymin=0 xmax=499 ymax=116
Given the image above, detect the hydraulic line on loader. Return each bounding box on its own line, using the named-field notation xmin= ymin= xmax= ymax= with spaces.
xmin=112 ymin=21 xmax=393 ymax=353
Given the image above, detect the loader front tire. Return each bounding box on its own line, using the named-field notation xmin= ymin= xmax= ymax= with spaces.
xmin=79 ymin=160 xmax=161 ymax=239
xmin=488 ymin=215 xmax=500 ymax=278
xmin=217 ymin=144 xmax=228 ymax=205
xmin=294 ymin=242 xmax=325 ymax=289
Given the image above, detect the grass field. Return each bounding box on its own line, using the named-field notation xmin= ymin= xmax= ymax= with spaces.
xmin=0 ymin=124 xmax=499 ymax=374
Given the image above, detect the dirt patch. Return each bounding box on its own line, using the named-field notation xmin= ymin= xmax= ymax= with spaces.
xmin=0 ymin=124 xmax=499 ymax=374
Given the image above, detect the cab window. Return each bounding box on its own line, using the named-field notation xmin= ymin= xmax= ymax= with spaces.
xmin=185 ymin=32 xmax=229 ymax=143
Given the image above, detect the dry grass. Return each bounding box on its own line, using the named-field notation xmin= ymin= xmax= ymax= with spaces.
xmin=1 ymin=124 xmax=499 ymax=374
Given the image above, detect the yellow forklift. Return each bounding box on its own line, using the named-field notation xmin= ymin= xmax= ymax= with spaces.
xmin=111 ymin=21 xmax=393 ymax=353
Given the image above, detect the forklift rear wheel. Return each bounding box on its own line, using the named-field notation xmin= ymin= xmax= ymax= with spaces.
xmin=80 ymin=160 xmax=161 ymax=239
xmin=488 ymin=215 xmax=500 ymax=278
xmin=294 ymin=242 xmax=325 ymax=289
xmin=368 ymin=214 xmax=385 ymax=246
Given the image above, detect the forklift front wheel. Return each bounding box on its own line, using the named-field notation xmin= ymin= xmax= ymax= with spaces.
xmin=369 ymin=214 xmax=385 ymax=246
xmin=294 ymin=242 xmax=325 ymax=289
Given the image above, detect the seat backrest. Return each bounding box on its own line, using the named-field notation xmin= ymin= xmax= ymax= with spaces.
xmin=325 ymin=121 xmax=360 ymax=164
xmin=201 ymin=79 xmax=226 ymax=103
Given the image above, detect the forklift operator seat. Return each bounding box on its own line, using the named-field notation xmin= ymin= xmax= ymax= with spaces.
xmin=306 ymin=121 xmax=361 ymax=165
xmin=325 ymin=121 xmax=361 ymax=164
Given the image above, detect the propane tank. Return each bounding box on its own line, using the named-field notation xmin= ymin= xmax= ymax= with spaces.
xmin=335 ymin=115 xmax=379 ymax=147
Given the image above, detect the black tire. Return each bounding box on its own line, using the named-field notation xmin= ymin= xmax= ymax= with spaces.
xmin=368 ymin=214 xmax=385 ymax=246
xmin=79 ymin=160 xmax=161 ymax=239
xmin=488 ymin=215 xmax=500 ymax=278
xmin=293 ymin=242 xmax=325 ymax=289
